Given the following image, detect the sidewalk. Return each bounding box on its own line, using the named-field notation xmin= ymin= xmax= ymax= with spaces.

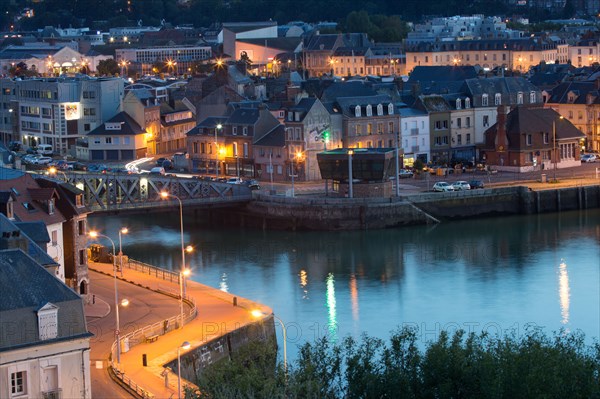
xmin=89 ymin=261 xmax=272 ymax=399
xmin=84 ymin=295 xmax=111 ymax=319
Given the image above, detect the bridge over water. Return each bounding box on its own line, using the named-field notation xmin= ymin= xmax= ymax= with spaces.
xmin=60 ymin=172 xmax=253 ymax=213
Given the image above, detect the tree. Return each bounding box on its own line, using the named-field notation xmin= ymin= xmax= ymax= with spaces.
xmin=96 ymin=59 xmax=119 ymax=76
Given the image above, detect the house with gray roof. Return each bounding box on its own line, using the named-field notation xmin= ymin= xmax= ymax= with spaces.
xmin=0 ymin=248 xmax=91 ymax=399
xmin=86 ymin=112 xmax=149 ymax=161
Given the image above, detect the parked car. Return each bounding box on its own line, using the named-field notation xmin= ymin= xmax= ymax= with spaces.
xmin=162 ymin=159 xmax=173 ymax=170
xmin=244 ymin=179 xmax=260 ymax=190
xmin=149 ymin=166 xmax=166 ymax=175
xmin=432 ymin=182 xmax=454 ymax=192
xmin=398 ymin=169 xmax=414 ymax=178
xmin=581 ymin=154 xmax=598 ymax=163
xmin=8 ymin=141 xmax=21 ymax=151
xmin=49 ymin=160 xmax=70 ymax=170
xmin=452 ymin=181 xmax=471 ymax=191
xmin=37 ymin=144 xmax=53 ymax=156
xmin=68 ymin=161 xmax=87 ymax=171
xmin=31 ymin=156 xmax=52 ymax=165
xmin=469 ymin=180 xmax=485 ymax=189
xmin=22 ymin=154 xmax=41 ymax=164
xmin=226 ymin=177 xmax=243 ymax=184
xmin=88 ymin=164 xmax=109 ymax=173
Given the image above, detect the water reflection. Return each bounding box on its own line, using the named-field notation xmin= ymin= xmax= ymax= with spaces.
xmin=90 ymin=209 xmax=600 ymax=359
xmin=558 ymin=260 xmax=570 ymax=325
xmin=326 ymin=273 xmax=337 ymax=340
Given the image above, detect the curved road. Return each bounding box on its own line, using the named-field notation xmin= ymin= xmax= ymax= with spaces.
xmin=86 ymin=270 xmax=180 ymax=398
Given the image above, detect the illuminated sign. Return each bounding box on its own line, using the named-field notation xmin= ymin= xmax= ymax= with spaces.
xmin=64 ymin=103 xmax=80 ymax=120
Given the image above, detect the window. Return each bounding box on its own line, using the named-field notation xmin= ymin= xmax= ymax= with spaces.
xmin=377 ymin=123 xmax=383 ymax=134
xmin=483 ymin=115 xmax=489 ymax=127
xmin=435 ymin=136 xmax=442 ymax=145
xmin=84 ymin=123 xmax=90 ymax=131
xmin=105 ymin=137 xmax=112 ymax=144
xmin=466 ymin=117 xmax=471 ymax=127
xmin=366 ymin=105 xmax=372 ymax=116
xmin=232 ymin=126 xmax=237 ymax=135
xmin=356 ymin=125 xmax=362 ymax=135
xmin=443 ymin=120 xmax=448 ymax=129
xmin=456 ymin=99 xmax=462 ymax=109
xmin=367 ymin=124 xmax=372 ymax=135
xmin=544 ymin=132 xmax=549 ymax=144
xmin=435 ymin=121 xmax=442 ymax=130
xmin=442 ymin=136 xmax=449 ymax=145
xmin=78 ymin=220 xmax=85 ymax=235
xmin=377 ymin=104 xmax=383 ymax=115
xmin=193 ymin=142 xmax=198 ymax=154
xmin=123 ymin=137 xmax=130 ymax=145
xmin=457 ymin=118 xmax=462 ymax=128
xmin=388 ymin=103 xmax=394 ymax=115
xmin=457 ymin=135 xmax=462 ymax=145
xmin=482 ymin=94 xmax=488 ymax=107
xmin=530 ymin=91 xmax=536 ymax=103
xmin=243 ymin=127 xmax=248 ymax=136
xmin=517 ymin=92 xmax=523 ymax=104
xmin=526 ymin=134 xmax=532 ymax=145
xmin=79 ymin=249 xmax=85 ymax=265
xmin=355 ymin=105 xmax=361 ymax=117
xmin=51 ymin=230 xmax=58 ymax=245
xmin=233 ymin=142 xmax=238 ymax=156
xmin=465 ymin=98 xmax=471 ymax=108
xmin=48 ymin=199 xmax=55 ymax=216
xmin=466 ymin=133 xmax=471 ymax=144
xmin=388 ymin=121 xmax=394 ymax=133
xmin=495 ymin=93 xmax=501 ymax=106
xmin=37 ymin=303 xmax=58 ymax=340
xmin=11 ymin=371 xmax=26 ymax=396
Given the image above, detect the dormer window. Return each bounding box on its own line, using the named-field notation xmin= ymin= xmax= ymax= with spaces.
xmin=495 ymin=93 xmax=501 ymax=106
xmin=232 ymin=126 xmax=237 ymax=135
xmin=76 ymin=194 xmax=83 ymax=208
xmin=456 ymin=99 xmax=462 ymax=109
xmin=37 ymin=302 xmax=58 ymax=340
xmin=377 ymin=104 xmax=383 ymax=116
xmin=517 ymin=92 xmax=523 ymax=105
xmin=465 ymin=98 xmax=471 ymax=108
xmin=388 ymin=103 xmax=394 ymax=115
xmin=355 ymin=105 xmax=361 ymax=117
xmin=242 ymin=127 xmax=248 ymax=136
xmin=6 ymin=201 xmax=14 ymax=219
xmin=366 ymin=105 xmax=372 ymax=116
xmin=530 ymin=91 xmax=536 ymax=103
xmin=48 ymin=198 xmax=55 ymax=215
xmin=482 ymin=94 xmax=488 ymax=107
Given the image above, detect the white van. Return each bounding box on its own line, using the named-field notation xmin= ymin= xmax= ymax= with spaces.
xmin=37 ymin=144 xmax=53 ymax=155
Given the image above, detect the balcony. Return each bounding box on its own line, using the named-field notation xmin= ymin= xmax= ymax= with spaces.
xmin=43 ymin=389 xmax=62 ymax=399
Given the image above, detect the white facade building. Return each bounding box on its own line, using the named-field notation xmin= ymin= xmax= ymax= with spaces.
xmin=399 ymin=107 xmax=430 ymax=165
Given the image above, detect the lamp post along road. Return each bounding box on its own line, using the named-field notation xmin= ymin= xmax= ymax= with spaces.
xmin=215 ymin=124 xmax=222 ymax=179
xmin=160 ymin=192 xmax=188 ymax=328
xmin=348 ymin=149 xmax=354 ymax=198
xmin=89 ymin=231 xmax=126 ymax=364
xmin=118 ymin=228 xmax=128 ymax=277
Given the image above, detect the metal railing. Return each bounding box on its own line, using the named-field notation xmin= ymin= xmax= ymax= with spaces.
xmin=108 ymin=260 xmax=198 ymax=399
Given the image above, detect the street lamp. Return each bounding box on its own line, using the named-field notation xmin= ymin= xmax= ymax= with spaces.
xmin=178 ymin=268 xmax=191 ymax=329
xmin=348 ymin=149 xmax=354 ymax=198
xmin=251 ymin=310 xmax=287 ymax=374
xmin=89 ymin=230 xmax=128 ymax=364
xmin=290 ymin=151 xmax=302 ymax=198
xmin=160 ymin=191 xmax=186 ymax=328
xmin=47 ymin=166 xmax=67 ymax=181
xmin=215 ymin=124 xmax=222 ymax=179
xmin=552 ymin=116 xmax=564 ymax=183
xmin=177 ymin=341 xmax=191 ymax=399
xmin=118 ymin=227 xmax=128 ymax=277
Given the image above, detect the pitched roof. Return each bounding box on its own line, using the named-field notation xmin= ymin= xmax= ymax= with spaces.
xmin=237 ymin=37 xmax=302 ymax=52
xmin=27 ymin=187 xmax=56 ymax=202
xmin=0 ymin=172 xmax=66 ymax=225
xmin=227 ymin=107 xmax=259 ymax=125
xmin=0 ymin=248 xmax=89 ymax=351
xmin=336 ymin=94 xmax=394 ymax=117
xmin=0 ymin=214 xmax=57 ymax=268
xmin=546 ymin=80 xmax=600 ymax=104
xmin=321 ymin=80 xmax=378 ymax=102
xmin=253 ymin=124 xmax=286 ymax=147
xmin=87 ymin=112 xmax=144 ymax=136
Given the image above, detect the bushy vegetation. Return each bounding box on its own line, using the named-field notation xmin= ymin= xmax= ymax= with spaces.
xmin=189 ymin=326 xmax=600 ymax=399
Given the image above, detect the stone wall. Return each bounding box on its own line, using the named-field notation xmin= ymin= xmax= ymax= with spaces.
xmin=164 ymin=315 xmax=276 ymax=382
xmin=216 ymin=184 xmax=600 ymax=231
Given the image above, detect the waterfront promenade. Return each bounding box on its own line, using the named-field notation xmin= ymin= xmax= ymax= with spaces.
xmin=88 ymin=261 xmax=272 ymax=399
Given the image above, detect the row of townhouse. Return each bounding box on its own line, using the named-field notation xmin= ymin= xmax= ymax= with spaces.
xmin=0 ymin=167 xmax=92 ymax=398
xmin=0 ymin=166 xmax=91 ymax=296
xmin=184 ymin=74 xmax=545 ymax=182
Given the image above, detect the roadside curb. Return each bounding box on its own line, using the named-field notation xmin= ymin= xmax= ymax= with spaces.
xmin=84 ymin=295 xmax=111 ymax=319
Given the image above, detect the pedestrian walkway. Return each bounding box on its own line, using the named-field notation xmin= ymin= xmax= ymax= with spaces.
xmin=84 ymin=295 xmax=110 ymax=319
xmin=89 ymin=261 xmax=272 ymax=399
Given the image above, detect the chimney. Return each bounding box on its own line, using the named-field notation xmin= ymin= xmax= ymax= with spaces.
xmin=495 ymin=105 xmax=509 ymax=151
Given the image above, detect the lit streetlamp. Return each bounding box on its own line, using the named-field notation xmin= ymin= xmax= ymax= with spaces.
xmin=215 ymin=124 xmax=223 ymax=179
xmin=251 ymin=310 xmax=287 ymax=373
xmin=160 ymin=192 xmax=192 ymax=327
xmin=118 ymin=227 xmax=128 ymax=277
xmin=552 ymin=116 xmax=564 ymax=183
xmin=177 ymin=341 xmax=191 ymax=399
xmin=89 ymin=231 xmax=129 ymax=364
xmin=348 ymin=149 xmax=354 ymax=198
xmin=47 ymin=166 xmax=67 ymax=181
xmin=290 ymin=151 xmax=303 ymax=198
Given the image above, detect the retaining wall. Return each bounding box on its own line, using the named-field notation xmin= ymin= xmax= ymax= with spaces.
xmin=215 ymin=184 xmax=600 ymax=231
